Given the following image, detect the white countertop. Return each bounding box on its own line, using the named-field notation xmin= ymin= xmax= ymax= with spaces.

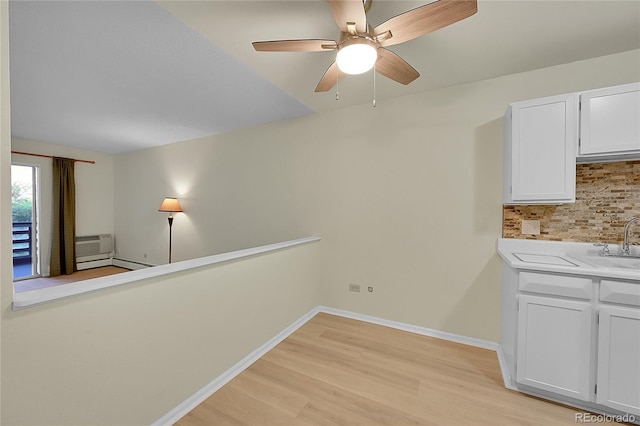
xmin=498 ymin=238 xmax=640 ymax=281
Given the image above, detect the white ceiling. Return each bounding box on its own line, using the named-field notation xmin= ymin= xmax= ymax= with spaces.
xmin=9 ymin=0 xmax=640 ymax=154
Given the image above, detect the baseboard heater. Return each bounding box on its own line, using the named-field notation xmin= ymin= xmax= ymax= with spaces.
xmin=75 ymin=234 xmax=114 ymax=270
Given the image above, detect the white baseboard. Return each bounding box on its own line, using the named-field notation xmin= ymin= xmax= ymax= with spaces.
xmin=496 ymin=345 xmax=516 ymax=390
xmin=112 ymin=258 xmax=153 ymax=270
xmin=152 ymin=306 xmax=498 ymax=425
xmin=318 ymin=306 xmax=499 ymax=351
xmin=152 ymin=306 xmax=322 ymax=426
xmin=76 ymin=258 xmax=113 ymax=271
xmin=76 ymin=257 xmax=152 ymax=271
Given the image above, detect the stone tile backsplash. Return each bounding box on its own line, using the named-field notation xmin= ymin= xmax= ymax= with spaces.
xmin=503 ymin=160 xmax=640 ymax=243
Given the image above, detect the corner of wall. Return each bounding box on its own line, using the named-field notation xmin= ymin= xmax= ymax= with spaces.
xmin=1 ymin=0 xmax=12 ymax=420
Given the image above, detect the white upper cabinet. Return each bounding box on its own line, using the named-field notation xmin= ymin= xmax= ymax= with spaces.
xmin=504 ymin=94 xmax=577 ymax=204
xmin=579 ymin=82 xmax=640 ymax=159
xmin=503 ymin=82 xmax=639 ymax=205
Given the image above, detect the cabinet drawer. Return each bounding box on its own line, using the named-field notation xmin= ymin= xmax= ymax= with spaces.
xmin=519 ymin=272 xmax=592 ymax=299
xmin=600 ymin=280 xmax=640 ymax=307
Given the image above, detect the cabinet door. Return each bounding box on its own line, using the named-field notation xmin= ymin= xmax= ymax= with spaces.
xmin=509 ymin=94 xmax=577 ymax=203
xmin=517 ymin=294 xmax=593 ymax=400
xmin=596 ymin=305 xmax=640 ymax=416
xmin=579 ymin=82 xmax=640 ymax=156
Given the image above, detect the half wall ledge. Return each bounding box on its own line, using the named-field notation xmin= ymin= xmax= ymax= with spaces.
xmin=12 ymin=236 xmax=322 ymax=310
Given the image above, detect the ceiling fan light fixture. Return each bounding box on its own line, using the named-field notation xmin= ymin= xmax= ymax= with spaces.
xmin=252 ymin=0 xmax=478 ymax=92
xmin=336 ymin=37 xmax=377 ymax=75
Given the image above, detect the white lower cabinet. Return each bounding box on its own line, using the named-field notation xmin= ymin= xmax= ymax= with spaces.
xmin=500 ymin=247 xmax=640 ymax=421
xmin=596 ymin=305 xmax=640 ymax=416
xmin=516 ymin=294 xmax=593 ymax=400
xmin=512 ymin=272 xmax=640 ymax=419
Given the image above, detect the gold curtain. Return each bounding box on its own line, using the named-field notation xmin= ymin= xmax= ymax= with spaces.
xmin=49 ymin=157 xmax=76 ymax=276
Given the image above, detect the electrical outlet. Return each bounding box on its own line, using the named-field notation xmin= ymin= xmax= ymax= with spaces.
xmin=349 ymin=284 xmax=360 ymax=292
xmin=522 ymin=220 xmax=541 ymax=235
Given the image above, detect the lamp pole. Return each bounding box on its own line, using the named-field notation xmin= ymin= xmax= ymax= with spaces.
xmin=168 ymin=214 xmax=174 ymax=263
xmin=159 ymin=197 xmax=183 ymax=264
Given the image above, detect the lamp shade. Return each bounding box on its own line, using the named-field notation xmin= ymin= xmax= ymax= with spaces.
xmin=159 ymin=197 xmax=183 ymax=213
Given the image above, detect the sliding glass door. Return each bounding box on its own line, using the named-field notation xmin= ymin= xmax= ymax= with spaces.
xmin=12 ymin=164 xmax=40 ymax=280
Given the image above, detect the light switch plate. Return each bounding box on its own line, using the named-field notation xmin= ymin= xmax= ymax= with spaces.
xmin=522 ymin=220 xmax=541 ymax=235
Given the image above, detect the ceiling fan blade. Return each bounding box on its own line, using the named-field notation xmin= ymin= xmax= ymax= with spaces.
xmin=327 ymin=0 xmax=367 ymax=34
xmin=374 ymin=0 xmax=477 ymax=47
xmin=375 ymin=48 xmax=420 ymax=85
xmin=315 ymin=61 xmax=345 ymax=92
xmin=253 ymin=39 xmax=337 ymax=52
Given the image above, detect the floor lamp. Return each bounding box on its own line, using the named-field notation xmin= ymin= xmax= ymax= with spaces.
xmin=159 ymin=197 xmax=183 ymax=263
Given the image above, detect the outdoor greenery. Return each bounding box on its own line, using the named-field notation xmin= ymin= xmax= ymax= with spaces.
xmin=12 ymin=181 xmax=32 ymax=222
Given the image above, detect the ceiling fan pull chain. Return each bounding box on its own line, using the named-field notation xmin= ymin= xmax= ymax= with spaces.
xmin=372 ymin=63 xmax=376 ymax=107
xmin=336 ymin=70 xmax=340 ymax=101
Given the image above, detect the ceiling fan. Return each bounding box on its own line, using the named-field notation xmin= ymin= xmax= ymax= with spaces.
xmin=252 ymin=0 xmax=478 ymax=93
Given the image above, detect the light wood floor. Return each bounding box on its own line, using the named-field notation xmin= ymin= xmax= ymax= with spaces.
xmin=177 ymin=313 xmax=616 ymax=425
xmin=13 ymin=266 xmax=130 ymax=292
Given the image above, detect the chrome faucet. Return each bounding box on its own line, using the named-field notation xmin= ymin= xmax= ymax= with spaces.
xmin=622 ymin=217 xmax=640 ymax=256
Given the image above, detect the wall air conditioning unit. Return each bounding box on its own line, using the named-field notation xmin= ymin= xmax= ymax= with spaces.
xmin=76 ymin=234 xmax=114 ymax=270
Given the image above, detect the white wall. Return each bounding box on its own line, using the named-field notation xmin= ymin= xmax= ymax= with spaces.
xmin=114 ymin=49 xmax=640 ymax=342
xmin=113 ymin=129 xmax=311 ymax=265
xmin=0 ymin=1 xmax=11 ymax=420
xmin=1 ymin=241 xmax=321 ymax=425
xmin=11 ymin=138 xmax=115 ymax=237
xmin=1 ymin=42 xmax=638 ymax=424
xmin=11 ymin=138 xmax=115 ymax=275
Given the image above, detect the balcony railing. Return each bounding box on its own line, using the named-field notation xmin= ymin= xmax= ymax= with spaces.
xmin=12 ymin=221 xmax=32 ymax=264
